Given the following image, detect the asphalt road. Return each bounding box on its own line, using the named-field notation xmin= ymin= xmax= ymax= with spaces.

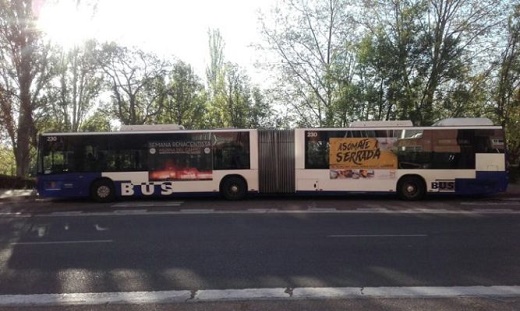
xmin=1 ymin=197 xmax=520 ymax=310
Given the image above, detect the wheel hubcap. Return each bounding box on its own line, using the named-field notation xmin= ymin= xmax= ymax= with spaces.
xmin=97 ymin=186 xmax=110 ymax=198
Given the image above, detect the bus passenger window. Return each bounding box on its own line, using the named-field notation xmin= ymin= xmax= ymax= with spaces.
xmin=87 ymin=152 xmax=97 ymax=171
xmin=214 ymin=143 xmax=249 ymax=169
xmin=213 ymin=132 xmax=251 ymax=170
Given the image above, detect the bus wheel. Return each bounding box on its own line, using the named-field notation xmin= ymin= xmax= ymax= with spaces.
xmin=397 ymin=176 xmax=425 ymax=200
xmin=221 ymin=176 xmax=247 ymax=200
xmin=90 ymin=179 xmax=115 ymax=203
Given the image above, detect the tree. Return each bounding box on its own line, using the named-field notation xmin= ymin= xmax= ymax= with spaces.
xmin=205 ymin=29 xmax=267 ymax=128
xmin=259 ymin=0 xmax=358 ymax=127
xmin=98 ymin=43 xmax=170 ymax=125
xmin=158 ymin=61 xmax=208 ymax=129
xmin=34 ymin=40 xmax=105 ymax=133
xmin=248 ymin=87 xmax=276 ymax=128
xmin=0 ymin=0 xmax=54 ymax=176
xmin=54 ymin=40 xmax=104 ymax=132
xmin=223 ymin=63 xmax=252 ymax=128
xmin=0 ymin=144 xmax=15 ymax=175
xmin=205 ymin=29 xmax=229 ymax=127
xmin=206 ymin=29 xmax=225 ymax=96
xmin=418 ymin=0 xmax=505 ymax=125
xmin=358 ymin=0 xmax=428 ymax=122
xmin=81 ymin=109 xmax=113 ymax=132
xmin=495 ymin=4 xmax=520 ymax=165
xmin=358 ymin=0 xmax=508 ymax=125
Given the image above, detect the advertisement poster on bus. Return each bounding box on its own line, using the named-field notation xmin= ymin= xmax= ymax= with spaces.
xmin=329 ymin=137 xmax=397 ymax=180
xmin=148 ymin=136 xmax=213 ymax=181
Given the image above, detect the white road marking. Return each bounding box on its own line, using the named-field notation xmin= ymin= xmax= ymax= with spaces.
xmin=180 ymin=209 xmax=215 ymax=213
xmin=0 ymin=207 xmax=518 ymax=219
xmin=32 ymin=225 xmax=47 ymax=238
xmin=327 ymin=234 xmax=428 ymax=238
xmin=114 ymin=209 xmax=147 ymax=214
xmin=0 ymin=290 xmax=191 ymax=306
xmin=1 ymin=286 xmax=519 ymax=306
xmin=460 ymin=201 xmax=520 ymax=206
xmin=49 ymin=211 xmax=82 ymax=216
xmin=292 ymin=286 xmax=520 ymax=299
xmin=11 ymin=240 xmax=113 ymax=246
xmin=111 ymin=201 xmax=184 ymax=208
xmin=355 ymin=207 xmax=388 ymax=212
xmin=94 ymin=224 xmax=109 ymax=231
xmin=308 ymin=207 xmax=336 ymax=212
xmin=471 ymin=209 xmax=516 ymax=213
xmin=0 ymin=212 xmax=27 ymax=217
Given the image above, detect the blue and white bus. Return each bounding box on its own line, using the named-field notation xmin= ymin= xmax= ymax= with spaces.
xmin=36 ymin=118 xmax=508 ymax=202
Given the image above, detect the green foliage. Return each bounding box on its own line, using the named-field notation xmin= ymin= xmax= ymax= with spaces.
xmin=495 ymin=4 xmax=520 ymax=166
xmin=157 ymin=61 xmax=209 ymax=129
xmin=0 ymin=174 xmax=35 ymax=189
xmin=205 ymin=29 xmax=276 ymax=129
xmin=0 ymin=146 xmax=15 ymax=175
xmin=259 ymin=0 xmax=357 ymax=127
xmin=260 ymin=0 xmax=512 ymax=127
xmin=55 ymin=40 xmax=104 ymax=132
xmin=98 ymin=44 xmax=170 ymax=125
xmin=81 ymin=109 xmax=113 ymax=132
xmin=248 ymin=87 xmax=274 ymax=128
xmin=0 ymin=0 xmax=53 ymax=176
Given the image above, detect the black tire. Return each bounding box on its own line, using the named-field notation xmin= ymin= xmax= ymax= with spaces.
xmin=90 ymin=179 xmax=115 ymax=203
xmin=397 ymin=176 xmax=426 ymax=200
xmin=221 ymin=176 xmax=247 ymax=200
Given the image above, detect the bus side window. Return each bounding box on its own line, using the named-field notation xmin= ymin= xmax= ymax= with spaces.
xmin=474 ymin=136 xmax=496 ymax=153
xmin=135 ymin=151 xmax=141 ymax=169
xmin=213 ymin=143 xmax=250 ymax=170
xmin=214 ymin=148 xmax=223 ymax=168
xmin=97 ymin=152 xmax=107 ymax=170
xmin=87 ymin=152 xmax=97 ymax=171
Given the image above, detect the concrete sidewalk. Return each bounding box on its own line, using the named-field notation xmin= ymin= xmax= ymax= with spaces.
xmin=507 ymin=182 xmax=520 ymax=195
xmin=0 ymin=189 xmax=37 ymax=200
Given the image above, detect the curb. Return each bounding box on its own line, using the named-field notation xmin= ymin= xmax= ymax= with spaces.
xmin=1 ymin=187 xmax=520 ymax=202
xmin=0 ymin=189 xmax=37 ymax=201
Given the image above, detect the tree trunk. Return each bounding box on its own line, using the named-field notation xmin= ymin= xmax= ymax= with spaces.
xmin=15 ymin=89 xmax=34 ymax=177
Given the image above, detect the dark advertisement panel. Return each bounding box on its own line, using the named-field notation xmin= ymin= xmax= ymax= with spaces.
xmin=148 ymin=133 xmax=213 ymax=181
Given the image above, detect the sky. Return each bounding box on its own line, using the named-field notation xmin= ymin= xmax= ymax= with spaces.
xmin=35 ymin=0 xmax=277 ymax=83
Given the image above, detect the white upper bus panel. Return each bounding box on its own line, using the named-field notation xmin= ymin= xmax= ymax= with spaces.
xmin=432 ymin=118 xmax=494 ymax=126
xmin=120 ymin=124 xmax=185 ymax=131
xmin=349 ymin=120 xmax=413 ymax=127
xmin=348 ymin=117 xmax=495 ymax=128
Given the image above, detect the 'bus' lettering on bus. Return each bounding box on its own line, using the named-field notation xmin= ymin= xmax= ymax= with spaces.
xmin=431 ymin=181 xmax=455 ymax=191
xmin=161 ymin=183 xmax=174 ymax=195
xmin=120 ymin=182 xmax=174 ymax=196
xmin=121 ymin=182 xmax=134 ymax=196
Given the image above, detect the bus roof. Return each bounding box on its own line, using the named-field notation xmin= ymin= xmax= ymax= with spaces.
xmin=349 ymin=120 xmax=413 ymax=127
xmin=120 ymin=124 xmax=185 ymax=131
xmin=39 ymin=128 xmax=253 ymax=136
xmin=432 ymin=118 xmax=495 ymax=126
xmin=39 ymin=117 xmax=500 ymax=137
xmin=349 ymin=118 xmax=496 ymax=127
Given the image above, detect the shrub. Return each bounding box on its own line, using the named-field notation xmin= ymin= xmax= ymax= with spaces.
xmin=0 ymin=175 xmax=36 ymax=189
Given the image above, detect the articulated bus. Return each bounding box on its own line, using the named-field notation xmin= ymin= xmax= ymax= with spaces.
xmin=36 ymin=118 xmax=508 ymax=202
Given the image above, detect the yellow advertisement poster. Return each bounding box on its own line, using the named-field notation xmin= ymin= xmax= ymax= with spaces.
xmin=329 ymin=138 xmax=397 ymax=170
